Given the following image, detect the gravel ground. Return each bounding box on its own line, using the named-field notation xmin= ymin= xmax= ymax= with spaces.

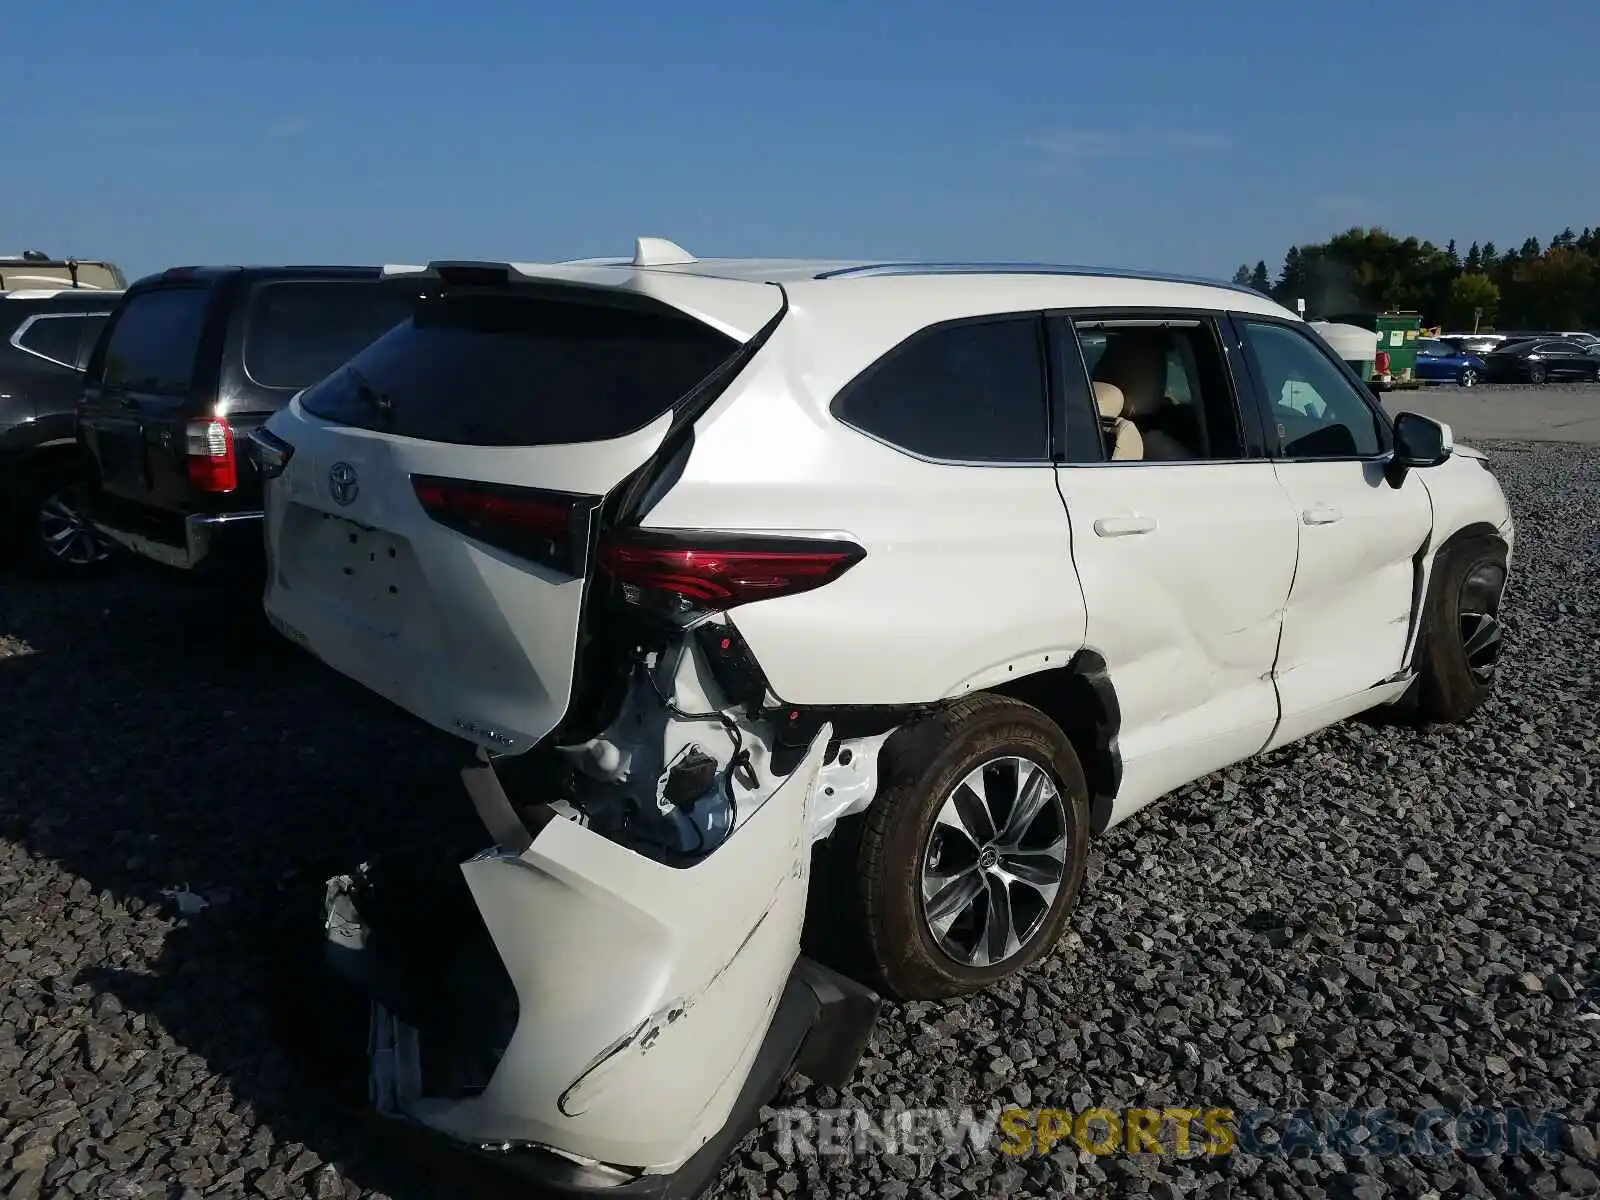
xmin=1 ymin=439 xmax=1597 ymax=1200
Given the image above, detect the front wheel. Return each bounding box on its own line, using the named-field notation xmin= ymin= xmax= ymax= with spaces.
xmin=845 ymin=694 xmax=1090 ymax=1000
xmin=1413 ymin=536 xmax=1509 ymax=724
xmin=1458 ymin=367 xmax=1480 ymax=388
xmin=1528 ymin=363 xmax=1548 ymax=384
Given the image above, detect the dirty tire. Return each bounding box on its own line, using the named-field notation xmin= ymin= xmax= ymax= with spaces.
xmin=846 ymin=694 xmax=1090 ymax=1001
xmin=1413 ymin=535 xmax=1508 ymax=724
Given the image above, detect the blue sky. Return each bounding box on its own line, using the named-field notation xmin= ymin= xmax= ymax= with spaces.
xmin=4 ymin=0 xmax=1597 ymax=283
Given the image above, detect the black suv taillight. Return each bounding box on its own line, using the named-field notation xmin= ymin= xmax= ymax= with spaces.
xmin=185 ymin=418 xmax=238 ymax=493
xmin=410 ymin=475 xmax=601 ymax=576
xmin=596 ymin=529 xmax=866 ymax=624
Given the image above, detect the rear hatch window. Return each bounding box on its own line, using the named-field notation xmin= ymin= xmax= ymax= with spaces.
xmin=242 ymin=280 xmax=413 ymax=391
xmin=99 ymin=286 xmax=211 ymax=396
xmin=297 ymin=290 xmax=740 ymax=446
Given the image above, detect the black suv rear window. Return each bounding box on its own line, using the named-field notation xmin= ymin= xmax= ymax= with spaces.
xmin=100 ymin=287 xmax=210 ymax=396
xmin=242 ymin=280 xmax=413 ymax=390
xmin=297 ymin=291 xmax=739 ymax=446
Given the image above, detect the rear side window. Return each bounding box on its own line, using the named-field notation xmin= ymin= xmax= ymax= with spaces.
xmin=832 ymin=317 xmax=1049 ymax=462
xmin=298 ymin=291 xmax=739 ymax=446
xmin=12 ymin=314 xmax=98 ymax=369
xmin=242 ymin=281 xmax=413 ymax=390
xmin=100 ymin=287 xmax=210 ymax=395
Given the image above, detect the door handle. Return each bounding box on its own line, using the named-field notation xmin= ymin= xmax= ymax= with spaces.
xmin=1301 ymin=504 xmax=1343 ymax=525
xmin=1093 ymin=514 xmax=1157 ymax=537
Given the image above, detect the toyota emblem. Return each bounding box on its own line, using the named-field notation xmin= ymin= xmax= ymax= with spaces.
xmin=328 ymin=461 xmax=359 ymax=506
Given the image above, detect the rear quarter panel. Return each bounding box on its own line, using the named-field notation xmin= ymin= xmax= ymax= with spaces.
xmin=636 ymin=286 xmax=1089 ymax=707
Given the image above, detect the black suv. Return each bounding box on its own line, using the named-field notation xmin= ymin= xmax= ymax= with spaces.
xmin=78 ymin=266 xmax=411 ymax=583
xmin=1 ymin=287 xmax=124 ymax=575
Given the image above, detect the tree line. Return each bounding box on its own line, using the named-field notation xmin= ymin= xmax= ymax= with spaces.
xmin=1230 ymin=225 xmax=1600 ymax=332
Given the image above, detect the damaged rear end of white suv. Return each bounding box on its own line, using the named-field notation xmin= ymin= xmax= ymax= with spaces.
xmin=253 ymin=253 xmax=882 ymax=1196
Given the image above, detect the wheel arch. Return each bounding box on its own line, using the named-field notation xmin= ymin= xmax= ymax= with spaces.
xmin=3 ymin=437 xmax=93 ymax=514
xmin=980 ymin=648 xmax=1124 ymax=834
xmin=1405 ymin=519 xmax=1510 ymax=673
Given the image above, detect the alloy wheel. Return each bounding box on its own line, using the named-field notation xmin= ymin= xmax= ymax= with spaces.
xmin=920 ymin=755 xmax=1070 ymax=968
xmin=1459 ymin=368 xmax=1479 ymax=388
xmin=1459 ymin=562 xmax=1507 ymax=685
xmin=37 ymin=484 xmax=114 ymax=567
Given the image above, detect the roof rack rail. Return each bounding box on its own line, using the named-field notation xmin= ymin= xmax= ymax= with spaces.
xmin=812 ymin=261 xmax=1260 ymax=295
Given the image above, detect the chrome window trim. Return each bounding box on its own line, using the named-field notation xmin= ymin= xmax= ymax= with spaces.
xmin=8 ymin=310 xmax=110 ymax=369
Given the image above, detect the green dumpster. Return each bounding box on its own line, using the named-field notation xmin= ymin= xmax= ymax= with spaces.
xmin=1373 ymin=311 xmax=1423 ymax=387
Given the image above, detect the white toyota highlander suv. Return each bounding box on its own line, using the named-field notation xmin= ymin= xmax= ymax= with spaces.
xmin=253 ymin=240 xmax=1515 ymax=1194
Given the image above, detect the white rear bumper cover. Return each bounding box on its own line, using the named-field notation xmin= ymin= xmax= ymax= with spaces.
xmin=309 ymin=724 xmax=879 ymax=1194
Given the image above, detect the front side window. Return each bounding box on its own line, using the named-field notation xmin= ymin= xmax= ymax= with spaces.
xmin=100 ymin=287 xmax=210 ymax=395
xmin=832 ymin=316 xmax=1049 ymax=462
xmin=1238 ymin=320 xmax=1384 ymax=458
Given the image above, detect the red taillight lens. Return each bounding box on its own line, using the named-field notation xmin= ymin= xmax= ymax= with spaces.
xmin=411 ymin=475 xmax=599 ymax=576
xmin=598 ymin=530 xmax=865 ymax=622
xmin=185 ymin=418 xmax=237 ymax=492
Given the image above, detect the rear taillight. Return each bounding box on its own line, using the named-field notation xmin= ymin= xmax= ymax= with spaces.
xmin=411 ymin=475 xmax=600 ymax=576
xmin=597 ymin=530 xmax=865 ymax=624
xmin=185 ymin=418 xmax=237 ymax=492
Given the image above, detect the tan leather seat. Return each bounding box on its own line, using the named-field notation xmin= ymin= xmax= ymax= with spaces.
xmin=1093 ymin=334 xmax=1196 ymax=461
xmin=1092 ymin=380 xmax=1143 ymax=461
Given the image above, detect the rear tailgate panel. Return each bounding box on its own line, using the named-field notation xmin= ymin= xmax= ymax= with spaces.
xmin=266 ymin=402 xmax=677 ymax=751
xmin=79 ymin=278 xmax=227 ymax=507
xmin=263 ymin=269 xmax=782 ymax=752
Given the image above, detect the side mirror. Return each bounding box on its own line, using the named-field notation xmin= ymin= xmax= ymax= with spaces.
xmin=1386 ymin=412 xmax=1452 ymax=486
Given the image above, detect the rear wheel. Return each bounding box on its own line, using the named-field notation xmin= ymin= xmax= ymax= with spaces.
xmin=1458 ymin=367 xmax=1480 ymax=388
xmin=1413 ymin=536 xmax=1508 ymax=724
xmin=842 ymin=694 xmax=1090 ymax=1000
xmin=13 ymin=467 xmax=119 ymax=579
xmin=1528 ymin=363 xmax=1548 ymax=384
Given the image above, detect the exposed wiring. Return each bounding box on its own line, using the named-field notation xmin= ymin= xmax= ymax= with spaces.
xmin=638 ymin=656 xmax=747 ymax=848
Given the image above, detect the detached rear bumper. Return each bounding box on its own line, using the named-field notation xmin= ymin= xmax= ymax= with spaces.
xmin=315 ymin=935 xmax=874 ymax=1199
xmin=92 ymin=504 xmax=263 ymax=572
xmin=278 ymin=740 xmax=878 ymax=1197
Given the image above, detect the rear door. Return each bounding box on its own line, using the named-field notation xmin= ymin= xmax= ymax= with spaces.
xmin=80 ymin=283 xmax=217 ymax=505
xmin=262 ymin=270 xmax=781 ymax=753
xmin=1051 ymin=311 xmax=1299 ymax=824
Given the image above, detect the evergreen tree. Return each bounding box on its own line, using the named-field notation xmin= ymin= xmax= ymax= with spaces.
xmin=1231 ymin=264 xmax=1252 ymax=286
xmin=1465 ymin=241 xmax=1482 ymax=272
xmin=1274 ymin=247 xmax=1306 ymax=304
xmin=1248 ymin=261 xmax=1271 ymax=292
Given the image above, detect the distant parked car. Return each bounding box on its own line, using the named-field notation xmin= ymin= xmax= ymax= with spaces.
xmin=77 ymin=265 xmax=412 ymax=586
xmin=1415 ymin=338 xmax=1487 ymax=387
xmin=0 ymin=287 xmax=123 ymax=575
xmin=1483 ymin=338 xmax=1600 ymax=384
xmin=1438 ymin=333 xmax=1506 ymax=358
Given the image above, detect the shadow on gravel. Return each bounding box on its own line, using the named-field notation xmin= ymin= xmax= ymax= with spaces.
xmin=0 ymin=566 xmax=516 ymax=1198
